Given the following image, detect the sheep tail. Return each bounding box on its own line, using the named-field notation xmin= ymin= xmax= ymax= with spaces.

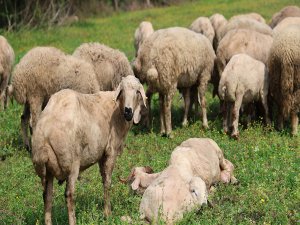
xmin=218 ymin=85 xmax=226 ymax=100
xmin=147 ymin=67 xmax=158 ymax=83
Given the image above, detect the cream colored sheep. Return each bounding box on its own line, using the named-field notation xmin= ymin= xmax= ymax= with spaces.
xmin=133 ymin=27 xmax=215 ymax=137
xmin=0 ymin=36 xmax=14 ymax=110
xmin=73 ymin=42 xmax=133 ymax=91
xmin=268 ymin=25 xmax=300 ymax=135
xmin=31 ymin=75 xmax=147 ymax=225
xmin=209 ymin=13 xmax=228 ymax=50
xmin=189 ymin=17 xmax=215 ymax=44
xmin=229 ymin=12 xmax=266 ymax=23
xmin=218 ymin=54 xmax=270 ymax=138
xmin=269 ymin=5 xmax=300 ymax=28
xmin=273 ymin=17 xmax=300 ymax=35
xmin=10 ymin=46 xmax=100 ymax=150
xmin=134 ymin=21 xmax=154 ymax=57
xmin=126 ymin=138 xmax=237 ymax=224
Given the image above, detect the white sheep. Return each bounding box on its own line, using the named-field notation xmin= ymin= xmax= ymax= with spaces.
xmin=189 ymin=17 xmax=215 ymax=44
xmin=229 ymin=12 xmax=266 ymax=24
xmin=133 ymin=27 xmax=215 ymax=137
xmin=0 ymin=35 xmax=14 ymax=110
xmin=134 ymin=21 xmax=154 ymax=57
xmin=73 ymin=42 xmax=133 ymax=91
xmin=218 ymin=54 xmax=270 ymax=138
xmin=10 ymin=46 xmax=100 ymax=150
xmin=125 ymin=138 xmax=237 ymax=224
xmin=31 ymin=75 xmax=147 ymax=225
xmin=268 ymin=25 xmax=300 ymax=135
xmin=209 ymin=13 xmax=228 ymax=50
xmin=269 ymin=5 xmax=300 ymax=28
xmin=273 ymin=17 xmax=300 ymax=35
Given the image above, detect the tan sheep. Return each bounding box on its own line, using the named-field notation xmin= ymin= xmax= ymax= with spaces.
xmin=73 ymin=42 xmax=133 ymax=91
xmin=273 ymin=17 xmax=300 ymax=35
xmin=189 ymin=17 xmax=215 ymax=44
xmin=269 ymin=5 xmax=300 ymax=28
xmin=0 ymin=35 xmax=14 ymax=110
xmin=209 ymin=13 xmax=228 ymax=50
xmin=125 ymin=138 xmax=237 ymax=224
xmin=133 ymin=27 xmax=215 ymax=137
xmin=268 ymin=25 xmax=300 ymax=135
xmin=10 ymin=47 xmax=100 ymax=150
xmin=218 ymin=54 xmax=270 ymax=139
xmin=31 ymin=75 xmax=147 ymax=225
xmin=229 ymin=12 xmax=266 ymax=24
xmin=134 ymin=21 xmax=154 ymax=57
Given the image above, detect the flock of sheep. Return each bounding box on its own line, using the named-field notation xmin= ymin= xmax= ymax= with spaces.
xmin=0 ymin=4 xmax=299 ymax=225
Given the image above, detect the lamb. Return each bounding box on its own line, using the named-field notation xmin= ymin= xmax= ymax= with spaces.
xmin=124 ymin=138 xmax=237 ymax=224
xmin=134 ymin=21 xmax=154 ymax=57
xmin=189 ymin=17 xmax=215 ymax=44
xmin=229 ymin=12 xmax=266 ymax=24
xmin=31 ymin=75 xmax=147 ymax=225
xmin=268 ymin=25 xmax=300 ymax=135
xmin=209 ymin=13 xmax=228 ymax=50
xmin=219 ymin=18 xmax=273 ymax=42
xmin=73 ymin=42 xmax=133 ymax=91
xmin=269 ymin=5 xmax=300 ymax=28
xmin=0 ymin=35 xmax=14 ymax=110
xmin=273 ymin=17 xmax=300 ymax=35
xmin=10 ymin=46 xmax=100 ymax=150
xmin=133 ymin=27 xmax=215 ymax=137
xmin=218 ymin=54 xmax=270 ymax=139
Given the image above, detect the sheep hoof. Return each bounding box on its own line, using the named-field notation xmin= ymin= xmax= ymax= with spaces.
xmin=231 ymin=133 xmax=239 ymax=140
xmin=202 ymin=124 xmax=209 ymax=130
xmin=182 ymin=120 xmax=188 ymax=127
xmin=162 ymin=133 xmax=174 ymax=139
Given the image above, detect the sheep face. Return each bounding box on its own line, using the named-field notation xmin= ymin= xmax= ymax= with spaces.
xmin=114 ymin=75 xmax=147 ymax=123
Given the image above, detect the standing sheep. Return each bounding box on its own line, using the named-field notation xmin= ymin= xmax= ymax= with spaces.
xmin=134 ymin=21 xmax=154 ymax=57
xmin=73 ymin=42 xmax=133 ymax=91
xmin=133 ymin=27 xmax=216 ymax=137
xmin=218 ymin=54 xmax=270 ymax=138
xmin=10 ymin=47 xmax=100 ymax=150
xmin=125 ymin=138 xmax=237 ymax=224
xmin=268 ymin=25 xmax=300 ymax=135
xmin=229 ymin=12 xmax=266 ymax=24
xmin=189 ymin=17 xmax=215 ymax=44
xmin=31 ymin=75 xmax=147 ymax=225
xmin=209 ymin=13 xmax=228 ymax=50
xmin=0 ymin=35 xmax=14 ymax=110
xmin=273 ymin=17 xmax=300 ymax=35
xmin=269 ymin=5 xmax=300 ymax=28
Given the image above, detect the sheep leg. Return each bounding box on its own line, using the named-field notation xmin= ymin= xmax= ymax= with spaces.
xmin=222 ymin=101 xmax=229 ymax=133
xmin=164 ymin=92 xmax=174 ymax=137
xmin=21 ymin=103 xmax=31 ymax=151
xmin=198 ymin=85 xmax=209 ymax=129
xmin=277 ymin=113 xmax=284 ymax=131
xmin=291 ymin=112 xmax=299 ymax=136
xmin=182 ymin=88 xmax=190 ymax=126
xmin=43 ymin=174 xmax=54 ymax=225
xmin=65 ymin=166 xmax=80 ymax=225
xmin=159 ymin=94 xmax=166 ymax=134
xmin=231 ymin=94 xmax=243 ymax=139
xmin=260 ymin=90 xmax=271 ymax=125
xmin=29 ymin=96 xmax=43 ymax=130
xmin=0 ymin=72 xmax=8 ymax=110
xmin=145 ymin=88 xmax=153 ymax=128
xmin=99 ymin=154 xmax=116 ymax=217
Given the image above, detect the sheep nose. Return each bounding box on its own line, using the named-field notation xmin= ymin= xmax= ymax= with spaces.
xmin=124 ymin=107 xmax=133 ymax=121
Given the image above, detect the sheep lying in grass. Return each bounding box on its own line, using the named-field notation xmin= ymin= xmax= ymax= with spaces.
xmin=269 ymin=5 xmax=300 ymax=28
xmin=0 ymin=35 xmax=14 ymax=110
xmin=189 ymin=17 xmax=215 ymax=44
xmin=124 ymin=138 xmax=237 ymax=224
xmin=73 ymin=42 xmax=133 ymax=91
xmin=218 ymin=54 xmax=270 ymax=139
xmin=134 ymin=21 xmax=154 ymax=57
xmin=133 ymin=27 xmax=215 ymax=137
xmin=10 ymin=47 xmax=100 ymax=150
xmin=268 ymin=25 xmax=300 ymax=135
xmin=31 ymin=75 xmax=147 ymax=225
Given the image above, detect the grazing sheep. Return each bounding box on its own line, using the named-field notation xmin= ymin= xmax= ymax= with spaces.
xmin=0 ymin=36 xmax=14 ymax=110
xmin=218 ymin=54 xmax=270 ymax=139
xmin=273 ymin=17 xmax=300 ymax=35
xmin=209 ymin=13 xmax=228 ymax=50
xmin=125 ymin=138 xmax=237 ymax=224
xmin=215 ymin=29 xmax=273 ymax=96
xmin=268 ymin=25 xmax=300 ymax=135
xmin=133 ymin=27 xmax=215 ymax=137
xmin=229 ymin=12 xmax=266 ymax=24
xmin=31 ymin=75 xmax=147 ymax=225
xmin=73 ymin=42 xmax=133 ymax=91
xmin=134 ymin=21 xmax=154 ymax=57
xmin=219 ymin=18 xmax=273 ymax=42
xmin=10 ymin=47 xmax=100 ymax=150
xmin=269 ymin=5 xmax=300 ymax=28
xmin=189 ymin=17 xmax=215 ymax=44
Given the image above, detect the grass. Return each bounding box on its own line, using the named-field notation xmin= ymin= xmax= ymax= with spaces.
xmin=0 ymin=0 xmax=300 ymax=224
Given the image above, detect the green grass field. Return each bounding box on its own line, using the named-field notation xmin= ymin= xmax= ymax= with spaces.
xmin=0 ymin=0 xmax=299 ymax=224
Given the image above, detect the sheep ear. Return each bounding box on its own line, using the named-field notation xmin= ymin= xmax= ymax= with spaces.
xmin=114 ymin=83 xmax=123 ymax=102
xmin=138 ymin=84 xmax=147 ymax=107
xmin=133 ymin=104 xmax=142 ymax=124
xmin=131 ymin=177 xmax=141 ymax=190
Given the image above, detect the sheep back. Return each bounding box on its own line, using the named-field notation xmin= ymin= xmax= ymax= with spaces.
xmin=229 ymin=12 xmax=266 ymax=24
xmin=273 ymin=17 xmax=300 ymax=35
xmin=73 ymin=43 xmax=133 ymax=91
xmin=189 ymin=17 xmax=215 ymax=44
xmin=134 ymin=21 xmax=154 ymax=54
xmin=270 ymin=5 xmax=300 ymax=28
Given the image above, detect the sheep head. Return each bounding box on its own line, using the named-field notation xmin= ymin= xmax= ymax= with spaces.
xmin=114 ymin=75 xmax=147 ymax=124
